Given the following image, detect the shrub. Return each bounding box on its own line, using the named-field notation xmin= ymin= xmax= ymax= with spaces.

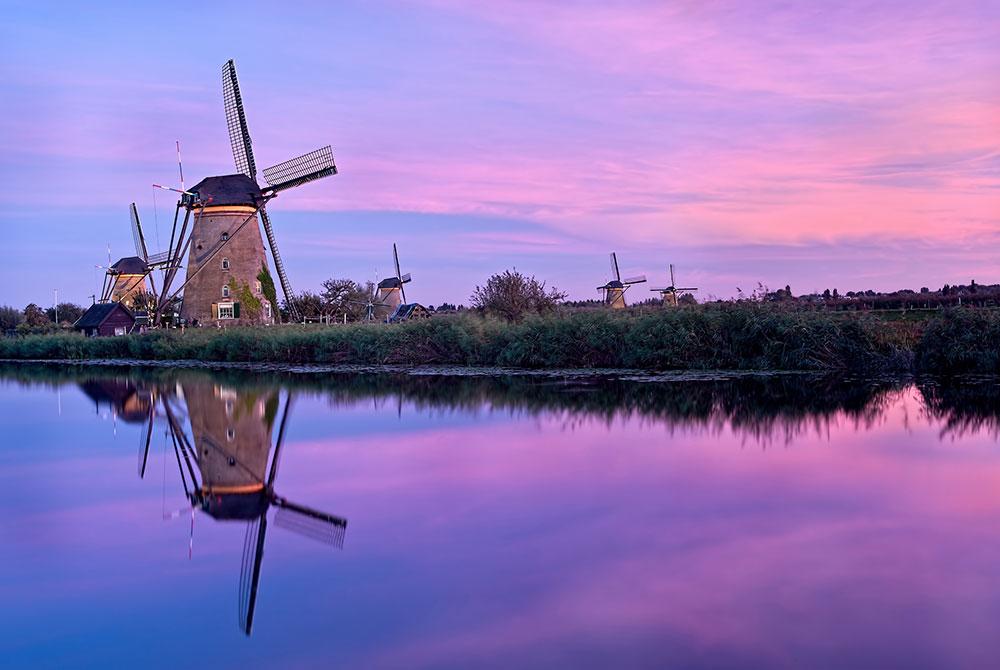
xmin=470 ymin=270 xmax=566 ymax=322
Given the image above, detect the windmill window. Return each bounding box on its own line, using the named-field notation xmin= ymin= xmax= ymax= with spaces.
xmin=218 ymin=302 xmax=235 ymax=319
xmin=254 ymin=280 xmax=261 ymax=293
xmin=222 ymin=258 xmax=230 ymax=271
xmin=222 ymin=285 xmax=230 ymax=298
xmin=264 ymin=302 xmax=272 ymax=321
xmin=221 ymin=232 xmax=229 ymax=242
xmin=226 ymin=428 xmax=235 ymax=442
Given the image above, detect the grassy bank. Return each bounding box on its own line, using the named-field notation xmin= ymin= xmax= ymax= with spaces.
xmin=0 ymin=305 xmax=932 ymax=372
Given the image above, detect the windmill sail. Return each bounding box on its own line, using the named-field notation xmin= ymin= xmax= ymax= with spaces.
xmin=130 ymin=203 xmax=148 ymax=262
xmin=274 ymin=500 xmax=347 ymax=547
xmin=222 ymin=59 xmax=299 ymax=320
xmin=262 ymin=146 xmax=337 ymax=194
xmin=223 ymin=60 xmax=257 ymax=179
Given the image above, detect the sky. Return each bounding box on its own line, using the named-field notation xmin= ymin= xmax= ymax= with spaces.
xmin=1 ymin=0 xmax=998 ymax=308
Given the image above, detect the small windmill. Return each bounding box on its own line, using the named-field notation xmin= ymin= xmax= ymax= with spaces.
xmin=373 ymin=243 xmax=412 ymax=320
xmin=597 ymin=252 xmax=646 ymax=309
xmin=349 ymin=282 xmax=381 ymax=322
xmin=650 ymin=264 xmax=698 ymax=306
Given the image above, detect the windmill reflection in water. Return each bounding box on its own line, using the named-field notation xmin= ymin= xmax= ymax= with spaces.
xmin=123 ymin=379 xmax=348 ymax=635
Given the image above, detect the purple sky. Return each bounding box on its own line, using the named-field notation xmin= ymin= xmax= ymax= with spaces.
xmin=1 ymin=1 xmax=998 ymax=307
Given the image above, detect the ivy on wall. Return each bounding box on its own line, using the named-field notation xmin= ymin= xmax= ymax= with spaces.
xmin=228 ymin=277 xmax=262 ymax=320
xmin=257 ymin=265 xmax=280 ymax=322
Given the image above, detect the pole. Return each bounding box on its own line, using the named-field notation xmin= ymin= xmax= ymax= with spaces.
xmin=53 ymin=289 xmax=58 ymax=324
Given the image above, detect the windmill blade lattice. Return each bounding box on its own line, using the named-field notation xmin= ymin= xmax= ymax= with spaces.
xmin=274 ymin=500 xmax=347 ymax=548
xmin=130 ymin=203 xmax=148 ymax=262
xmin=223 ymin=60 xmax=257 ymax=179
xmin=262 ymin=146 xmax=337 ymax=193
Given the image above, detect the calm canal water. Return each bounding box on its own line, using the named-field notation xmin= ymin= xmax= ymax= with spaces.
xmin=2 ymin=364 xmax=1000 ymax=669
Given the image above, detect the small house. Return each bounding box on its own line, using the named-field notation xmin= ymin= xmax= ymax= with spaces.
xmin=389 ymin=303 xmax=429 ymax=323
xmin=74 ymin=302 xmax=136 ymax=337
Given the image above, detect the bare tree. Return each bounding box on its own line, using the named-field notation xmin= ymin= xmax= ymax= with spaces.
xmin=321 ymin=278 xmax=373 ymax=321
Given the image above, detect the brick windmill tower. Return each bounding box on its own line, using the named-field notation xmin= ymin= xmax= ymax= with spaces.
xmin=155 ymin=60 xmax=337 ymax=326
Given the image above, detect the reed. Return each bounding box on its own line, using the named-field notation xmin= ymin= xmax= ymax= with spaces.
xmin=0 ymin=304 xmax=938 ymax=372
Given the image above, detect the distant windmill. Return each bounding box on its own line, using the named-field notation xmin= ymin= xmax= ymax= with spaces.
xmin=597 ymin=252 xmax=646 ymax=309
xmin=650 ymin=264 xmax=698 ymax=306
xmin=349 ymin=281 xmax=382 ymax=322
xmin=373 ymin=243 xmax=412 ymax=320
xmin=152 ymin=59 xmax=337 ymax=326
xmin=99 ymin=203 xmax=176 ymax=311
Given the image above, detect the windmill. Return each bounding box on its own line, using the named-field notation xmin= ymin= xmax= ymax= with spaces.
xmin=152 ymin=59 xmax=337 ymax=326
xmin=349 ymin=282 xmax=382 ymax=322
xmin=98 ymin=203 xmax=177 ymax=312
xmin=650 ymin=264 xmax=698 ymax=306
xmin=597 ymin=252 xmax=646 ymax=309
xmin=373 ymin=243 xmax=412 ymax=320
xmin=148 ymin=381 xmax=347 ymax=636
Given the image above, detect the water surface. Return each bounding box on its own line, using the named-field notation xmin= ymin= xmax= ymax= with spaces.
xmin=3 ymin=364 xmax=1000 ymax=669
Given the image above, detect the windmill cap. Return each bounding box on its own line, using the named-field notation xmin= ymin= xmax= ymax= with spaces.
xmin=378 ymin=277 xmax=402 ymax=289
xmin=110 ymin=256 xmax=148 ymax=274
xmin=189 ymin=174 xmax=263 ymax=207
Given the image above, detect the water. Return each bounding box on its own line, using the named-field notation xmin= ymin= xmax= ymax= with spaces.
xmin=3 ymin=363 xmax=1000 ymax=669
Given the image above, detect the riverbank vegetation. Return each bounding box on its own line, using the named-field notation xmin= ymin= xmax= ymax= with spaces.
xmin=0 ymin=303 xmax=936 ymax=372
xmin=4 ymin=270 xmax=1000 ymax=374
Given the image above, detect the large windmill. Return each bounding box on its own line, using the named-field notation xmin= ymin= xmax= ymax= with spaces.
xmin=597 ymin=252 xmax=646 ymax=309
xmin=373 ymin=243 xmax=412 ymax=321
xmin=650 ymin=264 xmax=698 ymax=306
xmin=139 ymin=380 xmax=347 ymax=636
xmin=152 ymin=59 xmax=337 ymax=326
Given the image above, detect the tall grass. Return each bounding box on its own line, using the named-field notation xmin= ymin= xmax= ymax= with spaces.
xmin=0 ymin=304 xmax=933 ymax=372
xmin=915 ymin=308 xmax=1000 ymax=374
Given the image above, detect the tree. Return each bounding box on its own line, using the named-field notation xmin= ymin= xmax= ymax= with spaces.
xmin=129 ymin=292 xmax=157 ymax=313
xmin=0 ymin=305 xmax=23 ymax=331
xmin=320 ymin=278 xmax=372 ymax=320
xmin=289 ymin=291 xmax=326 ymax=320
xmin=822 ymin=289 xmax=832 ymax=300
xmin=23 ymin=303 xmax=49 ymax=327
xmin=46 ymin=302 xmax=85 ymax=325
xmin=470 ymin=269 xmax=566 ymax=321
xmin=677 ymin=292 xmax=698 ymax=306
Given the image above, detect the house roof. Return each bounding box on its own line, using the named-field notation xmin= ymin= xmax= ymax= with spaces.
xmin=389 ymin=303 xmax=427 ymax=322
xmin=74 ymin=302 xmax=134 ymax=329
xmin=110 ymin=256 xmax=148 ymax=275
xmin=190 ymin=174 xmax=263 ymax=208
